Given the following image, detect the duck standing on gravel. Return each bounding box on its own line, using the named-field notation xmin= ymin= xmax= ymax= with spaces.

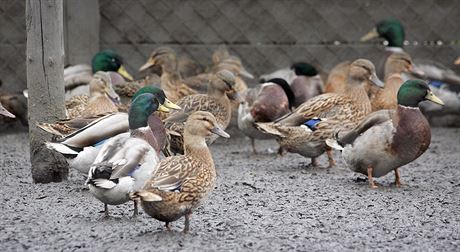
xmin=86 ymin=93 xmax=179 ymax=217
xmin=257 ymin=59 xmax=383 ymax=167
xmin=238 ymin=78 xmax=295 ymax=154
xmin=327 ymin=80 xmax=444 ymax=188
xmin=131 ymin=111 xmax=230 ymax=233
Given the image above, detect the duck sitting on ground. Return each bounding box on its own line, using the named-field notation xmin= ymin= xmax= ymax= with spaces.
xmin=130 ymin=111 xmax=230 ymax=233
xmin=165 ymin=70 xmax=240 ymax=155
xmin=86 ymin=93 xmax=168 ymax=217
xmin=0 ymin=86 xmax=27 ymax=127
xmin=66 ymin=71 xmax=121 ymax=119
xmin=326 ymin=80 xmax=444 ymax=188
xmin=65 ymin=50 xmax=134 ymax=98
xmin=257 ymin=59 xmax=384 ymax=167
xmin=238 ymin=78 xmax=295 ymax=154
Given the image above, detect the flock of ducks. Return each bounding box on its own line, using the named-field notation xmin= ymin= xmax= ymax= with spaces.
xmin=1 ymin=19 xmax=459 ymax=233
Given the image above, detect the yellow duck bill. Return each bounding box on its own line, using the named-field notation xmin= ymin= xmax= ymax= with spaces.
xmin=117 ymin=65 xmax=134 ymax=81
xmin=425 ymin=91 xmax=444 ymax=106
xmin=360 ymin=28 xmax=379 ymax=42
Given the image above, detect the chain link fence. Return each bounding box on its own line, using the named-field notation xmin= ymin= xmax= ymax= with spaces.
xmin=1 ymin=0 xmax=459 ymax=91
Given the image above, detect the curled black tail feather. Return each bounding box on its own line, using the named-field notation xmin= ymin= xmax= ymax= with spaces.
xmin=267 ymin=78 xmax=296 ymax=109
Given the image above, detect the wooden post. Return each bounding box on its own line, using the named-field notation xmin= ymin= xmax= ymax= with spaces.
xmin=26 ymin=0 xmax=69 ymax=183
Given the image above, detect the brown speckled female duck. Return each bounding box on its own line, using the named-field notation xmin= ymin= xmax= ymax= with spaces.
xmin=131 ymin=111 xmax=230 ymax=233
xmin=139 ymin=47 xmax=197 ymax=103
xmin=257 ymin=59 xmax=384 ymax=167
xmin=327 ymin=80 xmax=444 ymax=188
xmin=371 ymin=52 xmax=413 ymax=111
xmin=165 ymin=70 xmax=240 ymax=155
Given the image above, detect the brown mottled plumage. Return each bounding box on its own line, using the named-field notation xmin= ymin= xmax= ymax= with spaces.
xmin=131 ymin=111 xmax=230 ymax=233
xmin=165 ymin=70 xmax=238 ymax=155
xmin=66 ymin=72 xmax=120 ymax=119
xmin=139 ymin=47 xmax=197 ymax=102
xmin=371 ymin=52 xmax=413 ymax=111
xmin=257 ymin=59 xmax=383 ymax=167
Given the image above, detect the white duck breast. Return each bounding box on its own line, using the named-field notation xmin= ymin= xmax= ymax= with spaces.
xmin=87 ymin=131 xmax=160 ymax=206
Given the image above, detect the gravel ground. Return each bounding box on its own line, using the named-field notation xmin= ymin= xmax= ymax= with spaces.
xmin=1 ymin=127 xmax=459 ymax=251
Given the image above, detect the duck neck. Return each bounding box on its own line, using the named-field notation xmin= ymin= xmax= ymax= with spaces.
xmin=183 ymin=131 xmax=213 ymax=164
xmin=344 ymin=81 xmax=372 ymax=114
xmin=130 ymin=126 xmax=158 ymax=150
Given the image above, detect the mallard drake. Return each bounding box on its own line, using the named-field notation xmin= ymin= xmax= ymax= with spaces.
xmin=259 ymin=62 xmax=324 ymax=106
xmin=130 ymin=111 xmax=230 ymax=233
xmin=257 ymin=59 xmax=384 ymax=167
xmin=45 ymin=87 xmax=179 ymax=174
xmin=139 ymin=47 xmax=197 ymax=102
xmin=371 ymin=52 xmax=414 ymax=111
xmin=238 ymin=78 xmax=295 ymax=154
xmin=66 ymin=71 xmax=121 ymax=119
xmin=86 ymin=93 xmax=167 ymax=217
xmin=289 ymin=63 xmax=324 ymax=107
xmin=165 ymin=70 xmax=240 ymax=155
xmin=326 ymin=80 xmax=444 ymax=188
xmin=65 ymin=50 xmax=134 ymax=98
xmin=361 ymin=18 xmax=460 ymax=86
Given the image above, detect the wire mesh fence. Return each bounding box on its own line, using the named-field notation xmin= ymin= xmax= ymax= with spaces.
xmin=1 ymin=0 xmax=459 ymax=91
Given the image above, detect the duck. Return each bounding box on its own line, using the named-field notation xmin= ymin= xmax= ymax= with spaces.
xmin=45 ymin=87 xmax=180 ymax=175
xmin=289 ymin=63 xmax=324 ymax=107
xmin=360 ymin=18 xmax=460 ymax=86
xmin=256 ymin=59 xmax=384 ymax=167
xmin=86 ymin=93 xmax=167 ymax=217
xmin=130 ymin=111 xmax=230 ymax=233
xmin=0 ymin=84 xmax=28 ymax=127
xmin=65 ymin=71 xmax=121 ymax=119
xmin=165 ymin=70 xmax=240 ymax=155
xmin=258 ymin=62 xmax=324 ymax=106
xmin=238 ymin=78 xmax=295 ymax=154
xmin=65 ymin=50 xmax=134 ymax=98
xmin=326 ymin=80 xmax=444 ymax=188
xmin=183 ymin=46 xmax=253 ymax=100
xmin=371 ymin=52 xmax=414 ymax=111
xmin=139 ymin=47 xmax=197 ymax=102
xmin=324 ymin=61 xmax=351 ymax=94
xmin=0 ymin=100 xmax=15 ymax=118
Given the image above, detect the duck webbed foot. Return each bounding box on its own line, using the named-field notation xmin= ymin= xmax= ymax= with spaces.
xmin=394 ymin=168 xmax=404 ymax=187
xmin=367 ymin=166 xmax=378 ymax=189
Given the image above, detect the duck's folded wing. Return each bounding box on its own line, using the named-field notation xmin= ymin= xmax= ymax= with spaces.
xmin=93 ymin=136 xmax=152 ymax=179
xmin=338 ymin=109 xmax=395 ymax=145
xmin=150 ymin=156 xmax=197 ymax=192
xmin=274 ymin=93 xmax=344 ymax=126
